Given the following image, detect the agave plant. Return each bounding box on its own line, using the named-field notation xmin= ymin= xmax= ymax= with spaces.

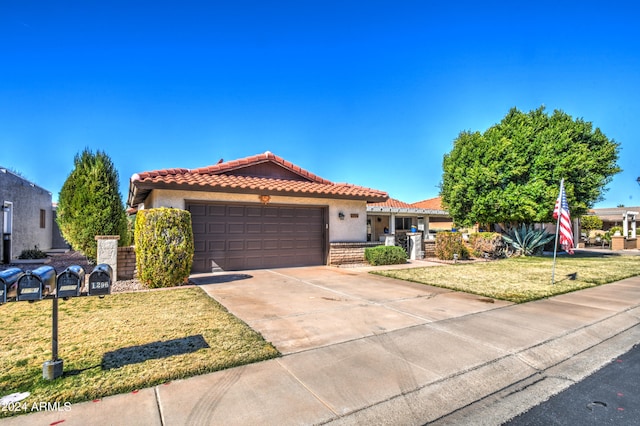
xmin=501 ymin=224 xmax=555 ymax=256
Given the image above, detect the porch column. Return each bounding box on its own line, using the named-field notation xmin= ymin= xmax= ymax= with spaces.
xmin=390 ymin=213 xmax=396 ymax=234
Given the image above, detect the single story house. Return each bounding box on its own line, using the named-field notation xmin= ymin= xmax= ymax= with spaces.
xmin=586 ymin=206 xmax=639 ymax=239
xmin=0 ymin=167 xmax=53 ymax=263
xmin=127 ymin=152 xmax=388 ymax=272
xmin=366 ymin=197 xmax=452 ymax=243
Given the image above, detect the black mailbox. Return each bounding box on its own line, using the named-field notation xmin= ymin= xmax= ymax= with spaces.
xmin=0 ymin=267 xmax=23 ymax=304
xmin=88 ymin=264 xmax=112 ymax=296
xmin=17 ymin=266 xmax=56 ymax=301
xmin=56 ymin=265 xmax=86 ymax=299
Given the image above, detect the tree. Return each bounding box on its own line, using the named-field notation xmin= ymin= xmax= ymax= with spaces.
xmin=57 ymin=148 xmax=129 ymax=260
xmin=440 ymin=106 xmax=621 ymax=227
xmin=581 ymin=215 xmax=603 ymax=234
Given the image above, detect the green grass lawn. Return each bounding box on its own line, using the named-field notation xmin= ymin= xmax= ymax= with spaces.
xmin=374 ymin=254 xmax=640 ymax=303
xmin=0 ymin=287 xmax=279 ymax=417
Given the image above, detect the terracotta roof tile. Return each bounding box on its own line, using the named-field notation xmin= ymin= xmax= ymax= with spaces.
xmin=128 ymin=152 xmax=388 ymax=206
xmin=411 ymin=197 xmax=444 ymax=210
xmin=368 ymin=198 xmax=414 ymax=208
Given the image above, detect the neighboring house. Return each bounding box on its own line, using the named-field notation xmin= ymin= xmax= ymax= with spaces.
xmin=127 ymin=152 xmax=388 ymax=272
xmin=0 ymin=167 xmax=53 ymax=263
xmin=366 ymin=197 xmax=452 ymax=243
xmin=586 ymin=206 xmax=639 ymax=238
xmin=410 ymin=197 xmax=454 ymax=231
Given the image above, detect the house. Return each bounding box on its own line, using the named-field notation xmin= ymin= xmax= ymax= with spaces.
xmin=127 ymin=152 xmax=388 ymax=272
xmin=0 ymin=167 xmax=53 ymax=263
xmin=366 ymin=197 xmax=452 ymax=244
xmin=586 ymin=206 xmax=639 ymax=239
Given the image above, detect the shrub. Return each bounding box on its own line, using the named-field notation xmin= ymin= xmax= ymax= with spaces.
xmin=134 ymin=208 xmax=194 ymax=288
xmin=57 ymin=149 xmax=129 ymax=260
xmin=609 ymin=226 xmax=623 ymax=237
xmin=468 ymin=232 xmax=506 ymax=259
xmin=501 ymin=224 xmax=554 ymax=256
xmin=435 ymin=232 xmax=469 ymax=261
xmin=18 ymin=245 xmax=48 ymax=259
xmin=364 ymin=245 xmax=407 ymax=266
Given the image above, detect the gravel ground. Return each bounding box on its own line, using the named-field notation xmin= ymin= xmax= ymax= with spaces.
xmin=1 ymin=251 xmax=146 ymax=293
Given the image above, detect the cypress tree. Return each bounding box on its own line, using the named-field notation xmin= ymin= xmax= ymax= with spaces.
xmin=57 ymin=148 xmax=129 ymax=260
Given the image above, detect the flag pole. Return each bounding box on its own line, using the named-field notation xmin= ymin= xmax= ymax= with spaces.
xmin=551 ymin=179 xmax=564 ymax=285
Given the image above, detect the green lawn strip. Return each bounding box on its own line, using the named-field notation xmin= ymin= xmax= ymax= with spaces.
xmin=373 ymin=255 xmax=640 ymax=304
xmin=1 ymin=287 xmax=279 ymax=417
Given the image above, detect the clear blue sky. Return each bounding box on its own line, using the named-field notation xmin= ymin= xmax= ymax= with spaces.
xmin=2 ymin=1 xmax=638 ymax=209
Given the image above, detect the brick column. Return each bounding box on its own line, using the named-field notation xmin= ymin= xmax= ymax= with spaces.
xmin=95 ymin=236 xmax=120 ymax=281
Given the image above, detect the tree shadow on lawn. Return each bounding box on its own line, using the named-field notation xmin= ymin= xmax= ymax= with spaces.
xmin=101 ymin=335 xmax=210 ymax=370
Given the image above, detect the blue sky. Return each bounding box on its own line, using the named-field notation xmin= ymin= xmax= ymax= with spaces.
xmin=1 ymin=1 xmax=639 ymax=209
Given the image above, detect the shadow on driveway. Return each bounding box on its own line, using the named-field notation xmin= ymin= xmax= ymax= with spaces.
xmin=189 ymin=273 xmax=253 ymax=286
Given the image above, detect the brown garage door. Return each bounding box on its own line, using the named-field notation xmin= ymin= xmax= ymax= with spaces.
xmin=187 ymin=202 xmax=326 ymax=272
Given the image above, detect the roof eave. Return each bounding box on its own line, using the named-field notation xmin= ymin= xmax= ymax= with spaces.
xmin=129 ymin=181 xmax=388 ymax=205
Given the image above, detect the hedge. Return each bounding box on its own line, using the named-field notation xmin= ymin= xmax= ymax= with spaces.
xmin=364 ymin=245 xmax=408 ymax=266
xmin=134 ymin=208 xmax=194 ymax=288
xmin=435 ymin=232 xmax=469 ymax=261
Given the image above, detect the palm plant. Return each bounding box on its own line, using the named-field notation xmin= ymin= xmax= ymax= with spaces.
xmin=501 ymin=224 xmax=555 ymax=256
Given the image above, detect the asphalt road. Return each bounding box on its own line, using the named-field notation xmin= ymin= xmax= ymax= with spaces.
xmin=504 ymin=343 xmax=640 ymax=425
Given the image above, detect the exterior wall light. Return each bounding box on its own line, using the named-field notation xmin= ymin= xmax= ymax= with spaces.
xmin=338 ymin=212 xmax=345 ymax=220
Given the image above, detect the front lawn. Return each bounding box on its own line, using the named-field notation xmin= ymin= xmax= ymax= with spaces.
xmin=373 ymin=254 xmax=640 ymax=303
xmin=0 ymin=287 xmax=279 ymax=417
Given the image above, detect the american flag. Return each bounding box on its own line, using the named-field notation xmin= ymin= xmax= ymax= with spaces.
xmin=553 ymin=180 xmax=574 ymax=254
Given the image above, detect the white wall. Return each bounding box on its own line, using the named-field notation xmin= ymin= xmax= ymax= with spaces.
xmin=142 ymin=189 xmax=367 ymax=242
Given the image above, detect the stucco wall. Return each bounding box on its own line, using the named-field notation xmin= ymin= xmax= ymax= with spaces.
xmin=141 ymin=189 xmax=367 ymax=242
xmin=0 ymin=168 xmax=53 ymax=260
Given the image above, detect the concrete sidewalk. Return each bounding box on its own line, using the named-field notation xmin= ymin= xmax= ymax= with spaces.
xmin=2 ymin=269 xmax=640 ymax=425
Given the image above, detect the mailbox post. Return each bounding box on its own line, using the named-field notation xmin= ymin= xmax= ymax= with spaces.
xmin=43 ymin=266 xmax=88 ymax=380
xmin=0 ymin=267 xmax=23 ymax=304
xmin=3 ymin=263 xmax=113 ymax=380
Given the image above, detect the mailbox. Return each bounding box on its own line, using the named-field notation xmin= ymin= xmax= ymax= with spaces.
xmin=0 ymin=267 xmax=23 ymax=304
xmin=56 ymin=265 xmax=86 ymax=299
xmin=17 ymin=266 xmax=56 ymax=301
xmin=88 ymin=264 xmax=112 ymax=296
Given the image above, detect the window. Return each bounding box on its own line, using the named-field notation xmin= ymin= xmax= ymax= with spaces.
xmin=395 ymin=217 xmax=412 ymax=230
xmin=40 ymin=209 xmax=46 ymax=228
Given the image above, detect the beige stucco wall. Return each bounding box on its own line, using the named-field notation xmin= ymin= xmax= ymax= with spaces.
xmin=141 ymin=189 xmax=367 ymax=242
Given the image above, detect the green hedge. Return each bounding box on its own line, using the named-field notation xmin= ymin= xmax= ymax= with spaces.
xmin=435 ymin=232 xmax=470 ymax=261
xmin=134 ymin=208 xmax=194 ymax=288
xmin=364 ymin=245 xmax=407 ymax=266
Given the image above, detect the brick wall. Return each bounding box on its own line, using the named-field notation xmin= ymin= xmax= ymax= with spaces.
xmin=424 ymin=240 xmax=436 ymax=258
xmin=328 ymin=242 xmax=380 ymax=266
xmin=117 ymin=246 xmax=136 ymax=280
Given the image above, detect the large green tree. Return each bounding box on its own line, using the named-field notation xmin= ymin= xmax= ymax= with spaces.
xmin=441 ymin=106 xmax=621 ymax=227
xmin=57 ymin=148 xmax=129 ymax=260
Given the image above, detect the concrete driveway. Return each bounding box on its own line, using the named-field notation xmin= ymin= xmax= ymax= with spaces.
xmin=190 ymin=265 xmax=512 ymax=354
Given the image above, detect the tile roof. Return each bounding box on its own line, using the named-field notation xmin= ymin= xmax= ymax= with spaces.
xmin=411 ymin=196 xmax=444 ymax=210
xmin=128 ymin=151 xmax=388 ymax=207
xmin=366 ymin=196 xmax=450 ymax=216
xmin=368 ymin=198 xmax=415 ymax=209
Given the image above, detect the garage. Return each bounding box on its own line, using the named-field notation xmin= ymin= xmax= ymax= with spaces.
xmin=188 ymin=201 xmax=326 ymax=272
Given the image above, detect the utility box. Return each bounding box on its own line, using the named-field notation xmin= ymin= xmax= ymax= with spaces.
xmin=88 ymin=264 xmax=112 ymax=296
xmin=56 ymin=265 xmax=86 ymax=299
xmin=0 ymin=267 xmax=23 ymax=304
xmin=17 ymin=266 xmax=56 ymax=301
